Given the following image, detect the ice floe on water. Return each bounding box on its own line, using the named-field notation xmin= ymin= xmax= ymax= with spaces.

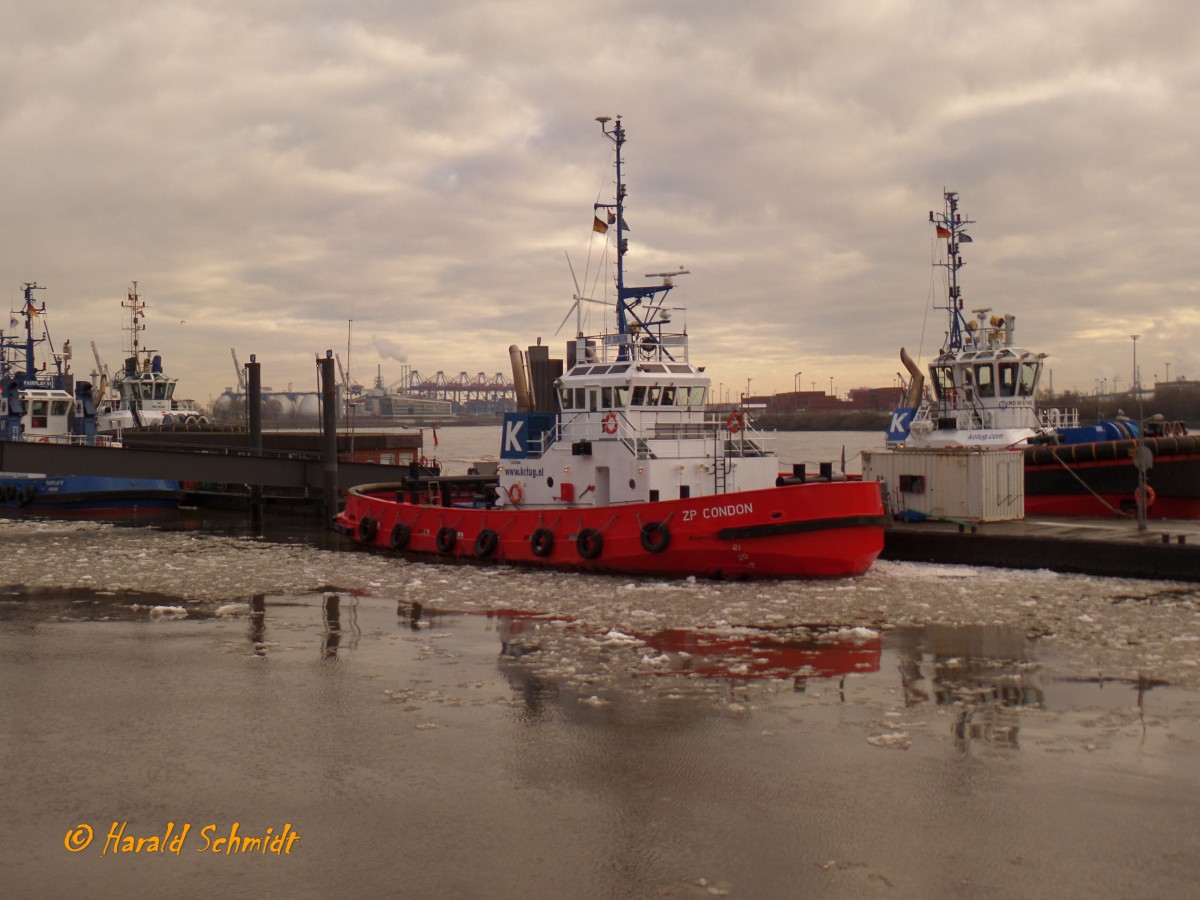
xmin=2 ymin=518 xmax=1200 ymax=686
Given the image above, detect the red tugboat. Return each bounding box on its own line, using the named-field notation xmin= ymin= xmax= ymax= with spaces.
xmin=335 ymin=117 xmax=886 ymax=579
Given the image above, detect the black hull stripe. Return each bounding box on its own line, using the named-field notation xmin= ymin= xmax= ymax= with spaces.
xmin=717 ymin=514 xmax=888 ymax=540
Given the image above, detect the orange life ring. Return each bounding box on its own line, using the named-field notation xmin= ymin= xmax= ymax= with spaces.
xmin=1135 ymin=485 xmax=1156 ymax=509
xmin=419 ymin=455 xmax=429 ymax=467
xmin=602 ymin=412 xmax=618 ymax=435
xmin=726 ymin=411 xmax=744 ymax=433
xmin=507 ymin=483 xmax=524 ymax=506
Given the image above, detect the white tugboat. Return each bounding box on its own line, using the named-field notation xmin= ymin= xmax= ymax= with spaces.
xmin=96 ymin=282 xmax=206 ymax=433
xmin=883 ymin=191 xmax=1200 ymax=520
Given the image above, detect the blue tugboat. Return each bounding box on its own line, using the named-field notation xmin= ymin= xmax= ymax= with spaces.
xmin=1 ymin=283 xmax=182 ymax=516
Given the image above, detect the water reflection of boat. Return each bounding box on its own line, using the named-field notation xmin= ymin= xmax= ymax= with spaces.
xmin=336 ymin=116 xmax=886 ymax=579
xmin=894 ymin=624 xmax=1044 ymax=747
xmin=635 ymin=627 xmax=880 ymax=681
xmin=1 ymin=283 xmax=181 ymax=517
xmin=886 ymin=191 xmax=1200 ymax=519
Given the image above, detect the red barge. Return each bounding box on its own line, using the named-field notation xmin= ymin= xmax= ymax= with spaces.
xmin=335 ymin=117 xmax=886 ymax=579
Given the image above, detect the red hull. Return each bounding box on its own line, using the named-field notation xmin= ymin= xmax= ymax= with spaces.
xmin=1024 ymin=435 xmax=1200 ymax=519
xmin=1024 ymin=492 xmax=1200 ymax=520
xmin=336 ymin=481 xmax=886 ymax=580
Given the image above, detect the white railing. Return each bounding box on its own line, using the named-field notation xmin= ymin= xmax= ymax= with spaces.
xmin=1038 ymin=407 xmax=1080 ymax=429
xmin=17 ymin=432 xmax=122 ymax=448
xmin=531 ymin=410 xmax=774 ymax=459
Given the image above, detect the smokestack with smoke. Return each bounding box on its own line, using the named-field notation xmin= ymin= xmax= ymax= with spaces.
xmin=373 ymin=336 xmax=408 ymax=364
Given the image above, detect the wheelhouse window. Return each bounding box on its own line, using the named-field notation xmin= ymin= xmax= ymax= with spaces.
xmin=931 ymin=365 xmax=954 ymax=400
xmin=973 ymin=363 xmax=995 ymax=397
xmin=1019 ymin=362 xmax=1039 ymax=396
xmin=31 ymin=400 xmax=49 ymax=429
xmin=999 ymin=363 xmax=1018 ymax=397
xmin=631 ymin=386 xmax=647 ymax=406
xmin=688 ymin=386 xmax=706 ymax=405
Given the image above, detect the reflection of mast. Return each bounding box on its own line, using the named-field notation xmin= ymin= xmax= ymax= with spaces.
xmin=322 ymin=593 xmax=342 ymax=660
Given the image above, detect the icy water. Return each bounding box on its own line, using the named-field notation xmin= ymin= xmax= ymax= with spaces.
xmin=4 ymin=429 xmax=1200 ymax=898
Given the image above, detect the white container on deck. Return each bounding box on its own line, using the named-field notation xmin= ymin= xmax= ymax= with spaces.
xmin=863 ymin=448 xmax=1024 ymax=523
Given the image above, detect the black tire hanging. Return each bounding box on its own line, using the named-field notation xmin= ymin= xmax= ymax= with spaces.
xmin=474 ymin=528 xmax=500 ymax=558
xmin=436 ymin=526 xmax=457 ymax=553
xmin=576 ymin=528 xmax=603 ymax=560
xmin=530 ymin=528 xmax=554 ymax=558
xmin=640 ymin=521 xmax=670 ymax=554
xmin=358 ymin=516 xmax=378 ymax=542
xmin=389 ymin=522 xmax=411 ymax=550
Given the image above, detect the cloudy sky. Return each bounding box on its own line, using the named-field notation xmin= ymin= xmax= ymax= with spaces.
xmin=4 ymin=0 xmax=1198 ymax=407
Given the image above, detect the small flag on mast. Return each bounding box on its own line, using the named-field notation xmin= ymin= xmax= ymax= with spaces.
xmin=592 ymin=215 xmax=609 ymax=234
xmin=935 ymin=225 xmax=951 ymax=238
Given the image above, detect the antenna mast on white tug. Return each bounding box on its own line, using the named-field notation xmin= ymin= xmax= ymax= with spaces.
xmin=930 ymin=192 xmax=974 ymax=352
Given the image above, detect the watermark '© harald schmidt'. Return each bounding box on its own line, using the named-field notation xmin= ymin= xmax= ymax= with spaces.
xmin=63 ymin=822 xmax=300 ymax=856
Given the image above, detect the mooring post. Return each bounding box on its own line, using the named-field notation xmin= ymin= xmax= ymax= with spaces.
xmin=247 ymin=355 xmax=263 ymax=531
xmin=319 ymin=351 xmax=338 ymax=519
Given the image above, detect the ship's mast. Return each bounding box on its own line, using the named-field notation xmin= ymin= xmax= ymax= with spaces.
xmin=930 ymin=191 xmax=975 ymax=353
xmin=595 ymin=116 xmax=631 ymax=348
xmin=1 ymin=283 xmax=69 ymax=391
xmin=594 ymin=116 xmax=682 ymax=362
xmin=122 ymin=281 xmax=147 ymax=363
xmin=18 ymin=282 xmax=45 ymax=383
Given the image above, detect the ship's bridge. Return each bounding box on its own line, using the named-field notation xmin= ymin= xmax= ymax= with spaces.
xmin=930 ymin=345 xmax=1043 ymax=403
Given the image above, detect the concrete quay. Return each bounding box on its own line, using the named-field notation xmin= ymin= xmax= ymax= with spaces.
xmin=882 ymin=516 xmax=1200 ymax=583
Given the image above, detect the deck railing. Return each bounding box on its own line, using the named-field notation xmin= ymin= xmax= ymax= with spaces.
xmin=530 ymin=410 xmax=774 ymax=460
